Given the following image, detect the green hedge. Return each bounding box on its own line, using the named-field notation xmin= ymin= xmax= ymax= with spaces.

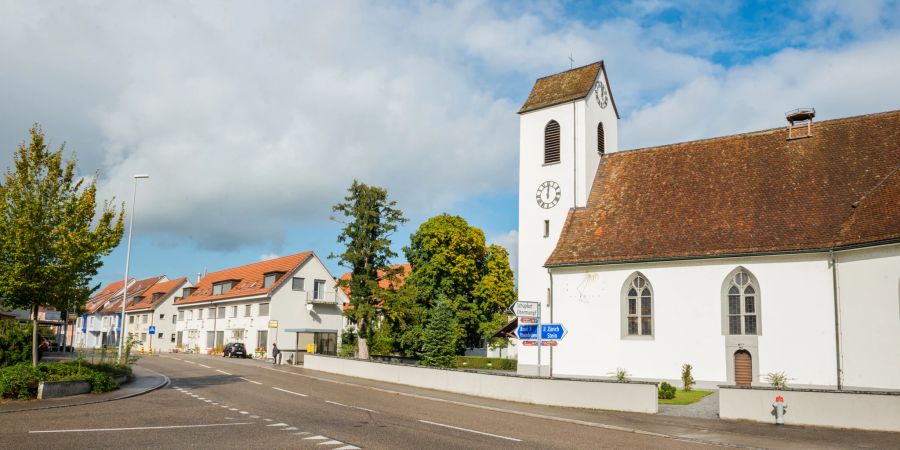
xmin=0 ymin=361 xmax=131 ymax=399
xmin=456 ymin=356 xmax=517 ymax=371
xmin=0 ymin=321 xmax=33 ymax=367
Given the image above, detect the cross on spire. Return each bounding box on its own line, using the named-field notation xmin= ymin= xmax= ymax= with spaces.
xmin=568 ymin=53 xmax=574 ymax=69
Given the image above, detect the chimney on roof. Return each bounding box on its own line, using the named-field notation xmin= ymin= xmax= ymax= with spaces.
xmin=786 ymin=107 xmax=815 ymax=140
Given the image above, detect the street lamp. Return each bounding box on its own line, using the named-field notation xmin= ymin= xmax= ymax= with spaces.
xmin=118 ymin=174 xmax=150 ymax=363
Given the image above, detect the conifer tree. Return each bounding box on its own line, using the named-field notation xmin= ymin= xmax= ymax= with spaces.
xmin=420 ymin=297 xmax=457 ymax=368
xmin=0 ymin=125 xmax=124 ymax=366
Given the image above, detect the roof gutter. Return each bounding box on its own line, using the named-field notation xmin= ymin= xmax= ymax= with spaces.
xmin=544 ymin=238 xmax=900 ymax=269
xmin=829 ymin=249 xmax=843 ymax=390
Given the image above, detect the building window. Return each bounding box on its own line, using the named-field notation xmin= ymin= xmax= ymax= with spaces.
xmin=213 ymin=282 xmax=233 ymax=296
xmin=208 ymin=307 xmax=215 ymax=318
xmin=264 ymin=273 xmax=278 ymax=289
xmin=159 ymin=314 xmax=165 ymax=320
xmin=259 ymin=303 xmax=269 ymax=316
xmin=543 ymin=220 xmax=550 ymax=238
xmin=129 ymin=316 xmax=135 ymax=324
xmin=257 ymin=330 xmax=268 ymax=350
xmin=597 ymin=122 xmax=605 ymax=156
xmin=217 ymin=306 xmax=226 ymax=319
xmin=141 ymin=314 xmax=148 ymax=324
xmin=724 ymin=268 xmax=760 ymax=335
xmin=313 ymin=280 xmax=326 ymax=300
xmin=171 ymin=334 xmax=176 ymax=343
xmin=229 ymin=306 xmax=237 ymax=318
xmin=622 ymin=273 xmax=653 ymax=337
xmin=245 ymin=304 xmax=251 ymax=317
xmin=171 ymin=315 xmax=176 ymax=324
xmin=178 ymin=311 xmax=184 ymax=321
xmin=292 ymin=277 xmax=305 ymax=291
xmin=187 ymin=310 xmax=193 ymax=320
xmin=152 ymin=293 xmax=162 ymax=301
xmin=544 ymin=120 xmax=561 ymax=164
xmin=141 ymin=333 xmax=147 ymax=342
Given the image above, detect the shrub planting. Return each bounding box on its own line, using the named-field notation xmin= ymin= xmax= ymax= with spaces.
xmin=658 ymin=381 xmax=677 ymax=399
xmin=456 ymin=356 xmax=517 ymax=371
xmin=0 ymin=360 xmax=131 ymax=399
xmin=681 ymin=363 xmax=695 ymax=392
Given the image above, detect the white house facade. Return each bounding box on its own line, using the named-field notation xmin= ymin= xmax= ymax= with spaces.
xmin=76 ymin=276 xmax=166 ymax=349
xmin=516 ymin=62 xmax=899 ymax=389
xmin=174 ymin=252 xmax=348 ymax=361
xmin=125 ymin=277 xmax=192 ymax=354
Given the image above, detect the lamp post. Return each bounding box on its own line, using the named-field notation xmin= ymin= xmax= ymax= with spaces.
xmin=118 ymin=174 xmax=150 ymax=362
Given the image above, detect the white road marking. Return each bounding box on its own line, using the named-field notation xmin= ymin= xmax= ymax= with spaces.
xmin=220 ymin=405 xmax=228 ymax=408
xmin=267 ymin=423 xmax=288 ymax=427
xmin=204 ymin=400 xmax=213 ymax=403
xmin=191 ymin=395 xmax=199 ymax=398
xmin=197 ymin=397 xmax=206 ymax=400
xmin=29 ymin=423 xmax=252 ymax=433
xmin=418 ymin=420 xmax=521 ymax=442
xmin=198 ymin=364 xmax=211 ymax=368
xmin=319 ymin=440 xmax=344 ymax=446
xmin=325 ymin=400 xmax=377 ymax=413
xmin=216 ymin=369 xmax=232 ymax=375
xmin=229 ymin=408 xmax=238 ymax=411
xmin=250 ymin=415 xmax=259 ymax=419
xmin=263 ymin=418 xmax=272 ymax=422
xmin=239 ymin=411 xmax=249 ymax=415
xmin=239 ymin=377 xmax=262 ymax=385
xmin=184 ymin=361 xmax=196 ymax=365
xmin=303 ymin=435 xmax=328 ymax=440
xmin=334 ymin=446 xmax=361 ymax=450
xmin=294 ymin=432 xmax=311 ymax=435
xmin=272 ymin=387 xmax=308 ymax=397
xmin=284 ymin=427 xmax=298 ymax=431
xmin=212 ymin=403 xmax=219 ymax=405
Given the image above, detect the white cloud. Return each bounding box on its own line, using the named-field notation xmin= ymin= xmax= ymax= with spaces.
xmin=259 ymin=253 xmax=280 ymax=262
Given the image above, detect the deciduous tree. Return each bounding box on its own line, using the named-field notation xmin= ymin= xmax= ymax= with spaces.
xmin=0 ymin=125 xmax=124 ymax=366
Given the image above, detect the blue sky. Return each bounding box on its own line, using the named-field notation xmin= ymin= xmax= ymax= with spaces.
xmin=1 ymin=1 xmax=899 ymax=289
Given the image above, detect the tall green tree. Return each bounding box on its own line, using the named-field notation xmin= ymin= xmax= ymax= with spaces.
xmin=419 ymin=296 xmax=458 ymax=368
xmin=331 ymin=180 xmax=406 ymax=359
xmin=0 ymin=125 xmax=124 ymax=366
xmin=402 ymin=214 xmax=516 ymax=353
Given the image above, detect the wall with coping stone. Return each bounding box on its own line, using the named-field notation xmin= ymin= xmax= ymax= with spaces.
xmin=304 ymin=354 xmax=658 ymax=413
xmin=719 ymin=386 xmax=900 ymax=432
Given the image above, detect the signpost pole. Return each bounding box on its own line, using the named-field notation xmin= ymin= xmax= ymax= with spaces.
xmin=537 ymin=306 xmax=542 ymax=377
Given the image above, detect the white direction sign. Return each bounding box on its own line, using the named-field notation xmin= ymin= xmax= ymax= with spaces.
xmin=511 ymin=301 xmax=540 ymax=318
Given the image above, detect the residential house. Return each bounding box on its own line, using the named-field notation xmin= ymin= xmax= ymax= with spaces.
xmin=125 ymin=277 xmax=192 ymax=353
xmin=76 ymin=276 xmax=166 ymax=349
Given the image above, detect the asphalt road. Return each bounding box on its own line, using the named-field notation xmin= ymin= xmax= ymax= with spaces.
xmin=0 ymin=355 xmax=712 ymax=449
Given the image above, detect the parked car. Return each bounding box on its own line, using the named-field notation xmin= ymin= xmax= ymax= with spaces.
xmin=223 ymin=342 xmax=249 ymax=358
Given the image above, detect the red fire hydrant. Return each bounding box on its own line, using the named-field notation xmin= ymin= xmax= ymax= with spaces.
xmin=772 ymin=395 xmax=787 ymax=425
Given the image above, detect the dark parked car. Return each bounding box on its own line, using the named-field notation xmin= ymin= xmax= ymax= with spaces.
xmin=223 ymin=342 xmax=249 ymax=358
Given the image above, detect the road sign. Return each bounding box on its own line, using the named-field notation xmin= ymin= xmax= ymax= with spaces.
xmin=512 ymin=301 xmax=540 ymax=318
xmin=521 ymin=340 xmax=557 ymax=346
xmin=516 ymin=324 xmax=538 ymax=340
xmin=268 ymin=320 xmax=278 ymax=328
xmin=540 ymin=323 xmax=567 ymax=340
xmin=519 ymin=316 xmax=538 ymax=324
xmin=148 ymin=326 xmax=156 ymax=335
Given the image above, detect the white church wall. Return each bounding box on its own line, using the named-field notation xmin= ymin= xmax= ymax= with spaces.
xmin=836 ymin=243 xmax=900 ymax=389
xmin=550 ymin=254 xmax=840 ymax=388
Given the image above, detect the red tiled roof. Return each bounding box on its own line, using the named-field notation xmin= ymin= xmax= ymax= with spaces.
xmin=547 ymin=110 xmax=900 ymax=266
xmin=339 ymin=263 xmax=411 ymax=311
xmin=126 ymin=277 xmax=189 ymax=312
xmin=98 ymin=276 xmax=165 ymax=314
xmin=518 ymin=61 xmax=619 ymax=118
xmin=175 ymin=252 xmax=312 ymax=305
xmin=86 ymin=280 xmax=126 ymax=313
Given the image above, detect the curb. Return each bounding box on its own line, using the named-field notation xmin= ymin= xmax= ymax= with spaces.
xmin=0 ymin=367 xmax=170 ymax=414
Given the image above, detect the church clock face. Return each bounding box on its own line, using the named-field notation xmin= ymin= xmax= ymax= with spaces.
xmin=536 ymin=181 xmax=561 ymax=209
xmin=594 ymin=80 xmax=609 ymax=109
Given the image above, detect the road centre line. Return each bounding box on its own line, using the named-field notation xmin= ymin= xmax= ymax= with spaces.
xmin=325 ymin=400 xmax=377 ymax=413
xmin=272 ymin=387 xmax=308 ymax=397
xmin=239 ymin=377 xmax=262 ymax=385
xmin=29 ymin=423 xmax=252 ymax=434
xmin=216 ymin=369 xmax=232 ymax=375
xmin=418 ymin=420 xmax=521 ymax=442
xmin=198 ymin=363 xmax=211 ymax=368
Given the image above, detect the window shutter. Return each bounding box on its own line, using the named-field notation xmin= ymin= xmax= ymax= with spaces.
xmin=544 ymin=120 xmax=561 ymax=164
xmin=597 ymin=122 xmax=605 ymax=155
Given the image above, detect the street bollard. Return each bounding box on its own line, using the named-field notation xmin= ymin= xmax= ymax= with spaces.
xmin=772 ymin=395 xmax=787 ymax=425
xmin=149 ymin=347 xmax=153 ymax=356
xmin=140 ymin=346 xmax=144 ymax=355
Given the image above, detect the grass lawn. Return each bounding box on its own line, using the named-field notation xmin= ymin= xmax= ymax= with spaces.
xmin=659 ymin=389 xmax=713 ymax=405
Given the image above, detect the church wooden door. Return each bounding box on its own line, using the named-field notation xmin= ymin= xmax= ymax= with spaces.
xmin=734 ymin=350 xmax=752 ymax=387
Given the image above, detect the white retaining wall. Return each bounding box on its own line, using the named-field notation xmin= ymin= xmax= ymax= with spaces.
xmin=719 ymin=386 xmax=900 ymax=432
xmin=304 ymin=355 xmax=658 ymax=413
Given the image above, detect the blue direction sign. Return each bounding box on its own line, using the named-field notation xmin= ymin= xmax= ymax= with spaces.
xmin=148 ymin=326 xmax=156 ymax=335
xmin=540 ymin=324 xmax=567 ymax=340
xmin=516 ymin=324 xmax=538 ymax=340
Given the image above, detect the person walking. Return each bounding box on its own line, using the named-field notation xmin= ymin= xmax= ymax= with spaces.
xmin=272 ymin=342 xmax=281 ymax=365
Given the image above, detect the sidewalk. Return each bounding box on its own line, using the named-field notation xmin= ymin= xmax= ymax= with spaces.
xmin=173 ymin=353 xmax=899 ymax=449
xmin=0 ymin=364 xmax=168 ymax=414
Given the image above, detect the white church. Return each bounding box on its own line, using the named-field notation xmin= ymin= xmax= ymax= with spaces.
xmin=516 ymin=61 xmax=900 ymax=390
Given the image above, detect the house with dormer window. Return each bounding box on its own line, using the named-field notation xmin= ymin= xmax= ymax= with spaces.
xmin=124 ymin=277 xmax=192 ymax=353
xmin=75 ymin=276 xmax=166 ymax=349
xmin=173 ymin=252 xmax=347 ymax=361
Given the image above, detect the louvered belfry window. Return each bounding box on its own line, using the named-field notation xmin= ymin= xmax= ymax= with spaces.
xmin=597 ymin=122 xmax=605 ymax=155
xmin=544 ymin=120 xmax=561 ymax=164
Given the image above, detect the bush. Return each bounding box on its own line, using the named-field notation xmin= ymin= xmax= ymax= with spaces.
xmin=456 ymin=356 xmax=516 ymax=371
xmin=338 ymin=343 xmax=357 ymax=358
xmin=658 ymin=381 xmax=677 ymax=399
xmin=613 ymin=368 xmax=630 ymax=382
xmin=0 ymin=321 xmax=33 ymax=367
xmin=681 ymin=363 xmax=695 ymax=392
xmin=89 ymin=371 xmax=117 ymax=393
xmin=765 ymin=371 xmax=788 ymax=388
xmin=0 ymin=363 xmax=42 ymax=399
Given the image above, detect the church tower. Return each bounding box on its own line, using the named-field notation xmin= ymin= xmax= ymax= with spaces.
xmin=517 ymin=61 xmax=619 ymax=376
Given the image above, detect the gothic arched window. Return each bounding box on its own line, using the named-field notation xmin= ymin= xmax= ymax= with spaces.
xmin=544 ymin=120 xmax=560 ymax=164
xmin=597 ymin=122 xmax=605 ymax=156
xmin=622 ymin=273 xmax=653 ymax=337
xmin=723 ymin=268 xmax=760 ymax=335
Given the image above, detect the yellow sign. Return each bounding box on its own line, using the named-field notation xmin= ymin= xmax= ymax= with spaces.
xmin=268 ymin=320 xmax=278 ymax=328
xmin=306 ymin=343 xmax=316 ymax=353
